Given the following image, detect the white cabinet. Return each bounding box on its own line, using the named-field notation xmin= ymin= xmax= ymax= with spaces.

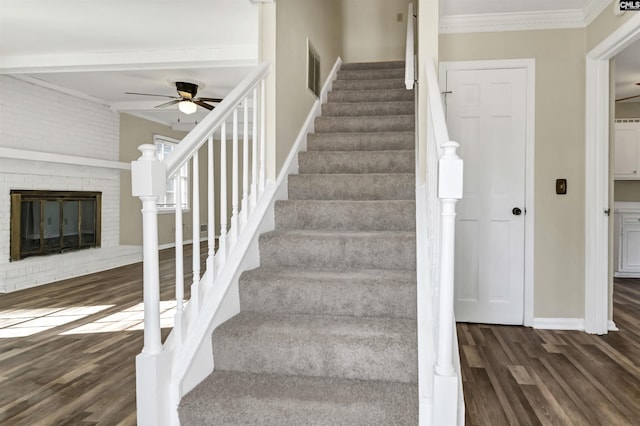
xmin=614 ymin=120 xmax=640 ymax=180
xmin=614 ymin=203 xmax=640 ymax=278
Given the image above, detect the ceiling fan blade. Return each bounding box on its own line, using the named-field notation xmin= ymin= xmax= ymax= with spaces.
xmin=194 ymin=100 xmax=215 ymax=110
xmin=616 ymin=94 xmax=640 ymax=102
xmin=125 ymin=92 xmax=177 ymax=99
xmin=197 ymin=97 xmax=223 ymax=103
xmin=155 ymin=99 xmax=181 ymax=108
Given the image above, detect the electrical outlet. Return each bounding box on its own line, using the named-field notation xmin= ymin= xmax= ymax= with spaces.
xmin=396 ymin=12 xmax=403 ymax=22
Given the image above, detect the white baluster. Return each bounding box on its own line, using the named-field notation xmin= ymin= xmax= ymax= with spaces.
xmin=131 ymin=144 xmax=165 ymax=355
xmin=231 ymin=109 xmax=239 ymax=246
xmin=259 ymin=80 xmax=266 ymax=192
xmin=207 ymin=134 xmax=215 ymax=281
xmin=174 ymin=173 xmax=184 ymax=345
xmin=435 ymin=141 xmax=463 ymax=377
xmin=191 ymin=152 xmax=201 ymax=316
xmin=241 ymin=97 xmax=250 ymax=224
xmin=251 ymin=88 xmax=259 ymax=208
xmin=219 ymin=122 xmax=227 ymax=263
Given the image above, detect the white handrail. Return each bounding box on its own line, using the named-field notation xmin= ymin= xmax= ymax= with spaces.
xmin=424 ymin=57 xmax=449 ymax=157
xmin=416 ymin=55 xmax=464 ymax=424
xmin=131 ymin=62 xmax=272 ymax=425
xmin=405 ymin=3 xmax=415 ymax=90
xmin=164 ymin=62 xmax=271 ymax=178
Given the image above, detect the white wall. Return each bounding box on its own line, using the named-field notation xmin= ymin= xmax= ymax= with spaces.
xmin=0 ymin=76 xmax=140 ymax=292
xmin=342 ymin=0 xmax=412 ymax=63
xmin=440 ymin=29 xmax=587 ymax=319
xmin=275 ymin=0 xmax=344 ymax=173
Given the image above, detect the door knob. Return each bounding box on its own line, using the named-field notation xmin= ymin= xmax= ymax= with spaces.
xmin=512 ymin=207 xmax=522 ymax=216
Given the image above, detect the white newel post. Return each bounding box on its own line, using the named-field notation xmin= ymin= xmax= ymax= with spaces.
xmin=131 ymin=144 xmax=170 ymax=426
xmin=433 ymin=140 xmax=463 ymax=425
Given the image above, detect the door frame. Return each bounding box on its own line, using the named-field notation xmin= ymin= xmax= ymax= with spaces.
xmin=439 ymin=59 xmax=536 ymax=326
xmin=585 ymin=13 xmax=640 ymax=335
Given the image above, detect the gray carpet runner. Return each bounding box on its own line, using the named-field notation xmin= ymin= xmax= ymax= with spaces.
xmin=179 ymin=60 xmax=418 ymax=425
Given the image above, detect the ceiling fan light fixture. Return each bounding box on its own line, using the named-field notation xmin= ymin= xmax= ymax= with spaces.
xmin=178 ymin=100 xmax=197 ymax=115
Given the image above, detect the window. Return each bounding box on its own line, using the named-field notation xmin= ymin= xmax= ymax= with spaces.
xmin=154 ymin=135 xmax=189 ymax=211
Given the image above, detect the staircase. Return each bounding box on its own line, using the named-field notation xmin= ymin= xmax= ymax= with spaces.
xmin=179 ymin=61 xmax=418 ymax=425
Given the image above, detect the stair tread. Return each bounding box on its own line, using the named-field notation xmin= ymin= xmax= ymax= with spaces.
xmin=216 ymin=310 xmax=416 ymax=334
xmin=298 ymin=150 xmax=415 ymax=174
xmin=240 ymin=267 xmax=417 ymax=319
xmin=307 ymin=131 xmax=414 ymax=152
xmin=242 ymin=266 xmax=416 ymax=280
xmin=212 ymin=311 xmax=418 ymax=382
xmin=179 ymin=371 xmax=418 ymax=426
xmin=333 ymin=78 xmax=405 ymax=85
xmin=341 ymin=61 xmax=405 ymax=69
xmin=262 ymin=229 xmax=415 ymax=237
xmin=290 ymin=171 xmax=415 ymax=176
xmin=332 ymin=78 xmax=407 ymax=91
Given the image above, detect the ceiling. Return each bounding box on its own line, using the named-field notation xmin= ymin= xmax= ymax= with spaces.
xmin=0 ymin=0 xmax=638 ymax=132
xmin=0 ymin=0 xmax=261 ymax=131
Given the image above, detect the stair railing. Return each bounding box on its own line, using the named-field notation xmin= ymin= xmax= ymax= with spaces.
xmin=415 ymin=55 xmax=464 ymax=424
xmin=405 ymin=2 xmax=415 ymax=90
xmin=131 ymin=62 xmax=271 ymax=426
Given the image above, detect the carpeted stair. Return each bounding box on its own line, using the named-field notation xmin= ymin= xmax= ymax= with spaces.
xmin=179 ymin=60 xmax=418 ymax=425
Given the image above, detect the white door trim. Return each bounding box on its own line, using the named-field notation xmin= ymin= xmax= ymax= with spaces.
xmin=439 ymin=59 xmax=535 ymax=327
xmin=585 ymin=13 xmax=640 ymax=335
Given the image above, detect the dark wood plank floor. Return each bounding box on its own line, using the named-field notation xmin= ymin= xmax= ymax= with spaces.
xmin=460 ymin=278 xmax=640 ymax=426
xmin=1 ymin=250 xmax=638 ymax=425
xmin=0 ymin=246 xmax=198 ymax=425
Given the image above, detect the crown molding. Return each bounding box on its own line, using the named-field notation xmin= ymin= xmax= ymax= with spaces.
xmin=440 ymin=1 xmax=614 ymax=34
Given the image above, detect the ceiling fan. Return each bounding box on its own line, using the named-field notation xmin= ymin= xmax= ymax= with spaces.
xmin=125 ymin=81 xmax=223 ymax=114
xmin=616 ymin=83 xmax=640 ymax=102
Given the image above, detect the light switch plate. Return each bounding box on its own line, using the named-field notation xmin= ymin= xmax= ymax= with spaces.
xmin=556 ymin=178 xmax=567 ymax=194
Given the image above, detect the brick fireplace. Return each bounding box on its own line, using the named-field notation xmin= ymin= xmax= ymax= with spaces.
xmin=10 ymin=190 xmax=102 ymax=261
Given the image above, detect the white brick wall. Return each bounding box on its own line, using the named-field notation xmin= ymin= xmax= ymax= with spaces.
xmin=0 ymin=76 xmax=141 ymax=292
xmin=0 ymin=76 xmax=119 ymax=160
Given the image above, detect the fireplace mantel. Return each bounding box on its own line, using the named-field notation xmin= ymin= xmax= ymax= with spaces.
xmin=0 ymin=147 xmax=130 ymax=171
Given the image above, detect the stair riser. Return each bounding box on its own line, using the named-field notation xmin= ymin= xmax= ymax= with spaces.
xmin=179 ymin=371 xmax=418 ymax=426
xmin=327 ymin=88 xmax=414 ymax=103
xmin=239 ymin=272 xmax=417 ymax=318
xmin=259 ymin=232 xmax=416 ymax=270
xmin=307 ymin=132 xmax=415 ymax=152
xmin=341 ymin=61 xmax=405 ymax=70
xmin=298 ymin=151 xmax=414 ymax=174
xmin=288 ymin=174 xmax=414 ymax=201
xmin=275 ymin=200 xmax=416 ymax=231
xmin=332 ymin=78 xmax=405 ymax=91
xmin=212 ymin=315 xmax=418 ymax=383
xmin=322 ymin=101 xmax=414 ymax=117
xmin=337 ymin=68 xmax=405 ymax=80
xmin=314 ymin=115 xmax=414 ymax=133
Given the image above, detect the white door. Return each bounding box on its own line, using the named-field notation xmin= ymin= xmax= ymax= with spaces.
xmin=444 ymin=67 xmax=527 ymax=325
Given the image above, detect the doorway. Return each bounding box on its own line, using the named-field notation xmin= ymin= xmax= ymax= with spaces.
xmin=585 ymin=13 xmax=640 ymax=334
xmin=440 ymin=59 xmax=535 ymax=326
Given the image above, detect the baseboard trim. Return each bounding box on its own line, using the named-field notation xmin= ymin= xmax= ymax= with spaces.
xmin=532 ymin=318 xmax=584 ymax=331
xmin=613 ymin=271 xmax=640 ymax=278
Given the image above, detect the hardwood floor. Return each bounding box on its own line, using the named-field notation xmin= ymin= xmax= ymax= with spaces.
xmin=0 ymin=246 xmax=198 ymax=425
xmin=1 ymin=251 xmax=638 ymax=425
xmin=459 ymin=278 xmax=640 ymax=426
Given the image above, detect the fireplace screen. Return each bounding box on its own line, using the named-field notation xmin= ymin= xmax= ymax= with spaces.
xmin=10 ymin=190 xmax=101 ymax=261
